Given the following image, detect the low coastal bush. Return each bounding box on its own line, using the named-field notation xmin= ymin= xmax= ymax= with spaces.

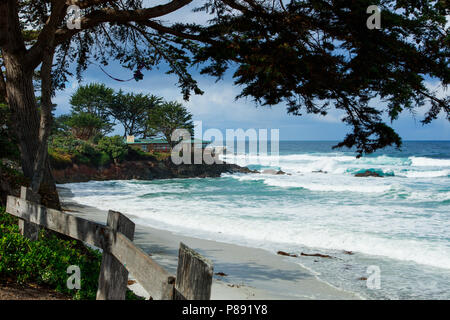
xmin=48 ymin=134 xmax=113 ymax=169
xmin=48 ymin=148 xmax=73 ymax=169
xmin=126 ymin=146 xmax=157 ymax=161
xmin=151 ymin=151 xmax=171 ymax=161
xmin=0 ymin=206 xmax=142 ymax=300
xmin=97 ymin=135 xmax=128 ymax=164
xmin=48 ymin=132 xmax=171 ymax=169
xmin=0 ymin=206 xmax=101 ymax=299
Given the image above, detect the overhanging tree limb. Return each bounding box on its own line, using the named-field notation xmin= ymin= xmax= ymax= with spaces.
xmin=54 ymin=0 xmax=193 ymax=45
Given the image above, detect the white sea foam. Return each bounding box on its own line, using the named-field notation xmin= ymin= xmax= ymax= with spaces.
xmin=62 ymin=177 xmax=450 ymax=271
xmin=225 ymin=173 xmax=394 ymax=193
xmin=264 ymin=179 xmax=393 ymax=193
xmin=402 ymin=170 xmax=449 ymax=178
xmin=409 ymin=157 xmax=450 ymax=167
xmin=60 ymin=143 xmax=450 ymax=299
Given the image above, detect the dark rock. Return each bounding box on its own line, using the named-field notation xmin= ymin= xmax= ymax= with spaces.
xmin=300 ymin=252 xmax=333 ymax=259
xmin=276 ymin=170 xmax=286 ymax=175
xmin=52 ymin=159 xmax=256 ymax=184
xmin=358 ymin=277 xmax=368 ymax=281
xmin=343 ymin=250 xmax=354 ymax=255
xmin=261 ymin=169 xmax=277 ymax=174
xmin=354 ymin=170 xmax=383 ymax=177
xmin=215 ymin=272 xmax=228 ymax=277
xmin=277 ymin=251 xmax=298 ymax=257
xmin=312 ymin=170 xmax=327 ymax=174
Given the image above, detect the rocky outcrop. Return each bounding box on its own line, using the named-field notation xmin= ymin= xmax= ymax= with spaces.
xmin=354 ymin=170 xmax=383 ymax=177
xmin=261 ymin=169 xmax=287 ymax=175
xmin=52 ymin=159 xmax=255 ymax=184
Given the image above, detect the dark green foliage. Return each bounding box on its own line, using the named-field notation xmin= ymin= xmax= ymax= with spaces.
xmin=98 ymin=151 xmax=112 ymax=167
xmin=145 ymin=101 xmax=194 ymax=148
xmin=69 ymin=83 xmax=114 ymax=134
xmin=3 ymin=0 xmax=447 ymax=158
xmin=108 ymin=91 xmax=163 ymax=137
xmin=63 ymin=112 xmax=111 ymax=141
xmin=0 ymin=207 xmax=144 ymax=300
xmin=189 ymin=0 xmax=449 ymax=156
xmin=48 ymin=134 xmax=112 ymax=168
xmin=125 ymin=146 xmax=157 ymax=162
xmin=97 ymin=135 xmax=129 ymax=164
xmin=51 ymin=114 xmax=72 ymax=136
xmin=0 ymin=207 xmax=101 ymax=299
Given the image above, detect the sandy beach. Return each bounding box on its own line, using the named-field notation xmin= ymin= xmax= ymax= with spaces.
xmin=58 ymin=187 xmax=360 ymax=300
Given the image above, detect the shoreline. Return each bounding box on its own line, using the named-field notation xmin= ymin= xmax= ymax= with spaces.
xmin=58 ymin=187 xmax=360 ymax=300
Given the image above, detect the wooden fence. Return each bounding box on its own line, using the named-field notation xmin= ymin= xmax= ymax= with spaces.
xmin=6 ymin=186 xmax=214 ymax=300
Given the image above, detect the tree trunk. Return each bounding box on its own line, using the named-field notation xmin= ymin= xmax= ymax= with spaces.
xmin=3 ymin=51 xmax=60 ymax=209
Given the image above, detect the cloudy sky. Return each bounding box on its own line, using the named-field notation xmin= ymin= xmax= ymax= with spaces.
xmin=53 ymin=60 xmax=449 ymax=141
xmin=53 ymin=2 xmax=449 ymax=141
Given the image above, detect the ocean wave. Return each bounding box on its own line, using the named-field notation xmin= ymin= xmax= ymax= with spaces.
xmin=69 ymin=192 xmax=450 ymax=270
xmin=263 ymin=178 xmax=393 ymax=193
xmin=401 ymin=170 xmax=449 ymax=178
xmin=62 ymin=179 xmax=450 ymax=271
xmin=409 ymin=157 xmax=450 ymax=167
xmin=225 ymin=174 xmax=393 ymax=193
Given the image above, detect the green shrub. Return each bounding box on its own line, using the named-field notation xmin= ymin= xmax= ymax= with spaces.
xmin=97 ymin=136 xmax=128 ymax=164
xmin=48 ymin=148 xmax=73 ymax=169
xmin=0 ymin=207 xmax=143 ymax=300
xmin=49 ymin=134 xmax=109 ymax=168
xmin=64 ymin=112 xmax=110 ymax=141
xmin=152 ymin=151 xmax=171 ymax=161
xmin=0 ymin=207 xmax=101 ymax=299
xmin=48 ymin=133 xmax=80 ymax=153
xmin=126 ymin=146 xmax=157 ymax=162
xmin=96 ymin=151 xmax=112 ymax=167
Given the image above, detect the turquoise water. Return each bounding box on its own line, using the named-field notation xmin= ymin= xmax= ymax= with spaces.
xmin=62 ymin=141 xmax=450 ymax=299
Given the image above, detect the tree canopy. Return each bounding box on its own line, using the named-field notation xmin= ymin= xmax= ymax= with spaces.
xmin=64 ymin=111 xmax=108 ymax=140
xmin=146 ymin=101 xmax=194 ymax=147
xmin=69 ymin=83 xmax=114 ymax=119
xmin=108 ymin=90 xmax=163 ymax=137
xmin=0 ymin=0 xmax=448 ymax=200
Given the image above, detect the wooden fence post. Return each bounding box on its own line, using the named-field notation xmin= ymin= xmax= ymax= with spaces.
xmin=97 ymin=210 xmax=135 ymax=300
xmin=174 ymin=242 xmax=214 ymax=300
xmin=18 ymin=186 xmax=41 ymax=241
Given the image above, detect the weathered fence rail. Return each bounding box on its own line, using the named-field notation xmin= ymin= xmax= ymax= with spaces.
xmin=6 ymin=186 xmax=214 ymax=300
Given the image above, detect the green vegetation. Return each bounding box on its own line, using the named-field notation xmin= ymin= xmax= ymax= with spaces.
xmin=69 ymin=83 xmax=114 ymax=135
xmin=0 ymin=206 xmax=100 ymax=299
xmin=145 ymin=101 xmax=194 ymax=148
xmin=97 ymin=136 xmax=128 ymax=165
xmin=45 ymin=83 xmax=195 ymax=168
xmin=108 ymin=90 xmax=163 ymax=137
xmin=0 ymin=206 xmax=143 ymax=300
xmin=63 ymin=112 xmax=110 ymax=141
xmin=48 ymin=134 xmax=131 ymax=169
